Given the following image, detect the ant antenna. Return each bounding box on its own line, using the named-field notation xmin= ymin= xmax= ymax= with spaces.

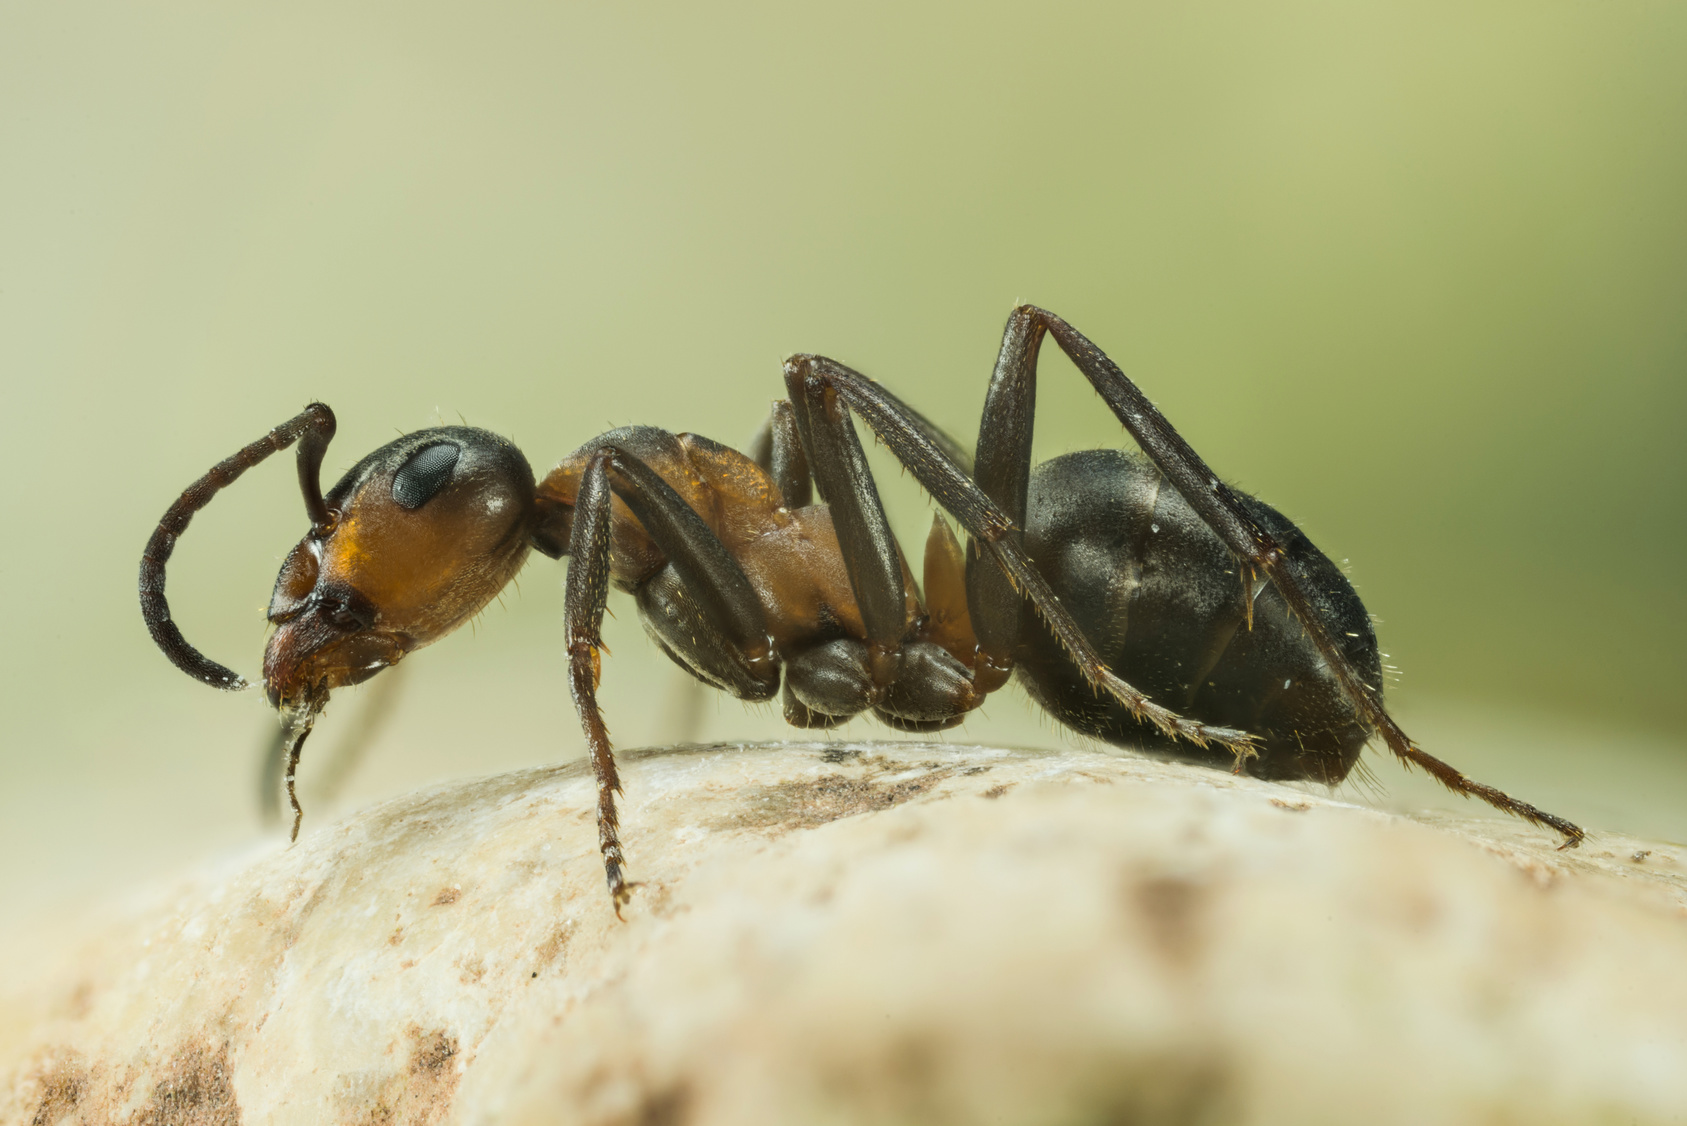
xmin=140 ymin=403 xmax=337 ymax=689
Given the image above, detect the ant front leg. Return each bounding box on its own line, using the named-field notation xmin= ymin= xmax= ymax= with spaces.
xmin=782 ymin=357 xmax=1253 ymax=754
xmin=564 ymin=460 xmax=627 ymax=910
xmin=565 ymin=442 xmax=781 ymax=913
xmin=1007 ymin=305 xmax=1582 ymax=846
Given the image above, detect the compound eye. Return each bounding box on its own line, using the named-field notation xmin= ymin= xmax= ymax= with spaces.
xmin=391 ymin=442 xmax=461 ymax=509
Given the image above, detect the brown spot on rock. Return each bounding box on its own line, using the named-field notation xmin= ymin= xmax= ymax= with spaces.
xmin=535 ymin=920 xmax=575 ymax=969
xmin=64 ymin=981 xmax=95 ymax=1022
xmin=28 ymin=1054 xmax=86 ymax=1126
xmin=1131 ymin=876 xmax=1208 ymax=971
xmin=717 ymin=764 xmax=952 ymax=835
xmin=982 ymin=784 xmax=1013 ymax=800
xmin=408 ymin=1028 xmax=457 ymax=1078
xmin=430 ymin=887 xmax=461 ymax=907
xmin=1270 ymin=798 xmax=1313 ymax=812
xmin=134 ymin=1040 xmax=241 ymax=1126
xmin=634 ymin=1083 xmax=692 ymax=1126
xmin=349 ymin=1026 xmax=461 ymax=1126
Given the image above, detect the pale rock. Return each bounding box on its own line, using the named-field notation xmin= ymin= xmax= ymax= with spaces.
xmin=3 ymin=742 xmax=1685 ymax=1125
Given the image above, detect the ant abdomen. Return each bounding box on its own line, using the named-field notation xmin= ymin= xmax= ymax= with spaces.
xmin=1015 ymin=449 xmax=1380 ymax=785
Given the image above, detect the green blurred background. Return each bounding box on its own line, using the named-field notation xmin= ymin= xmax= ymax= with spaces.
xmin=2 ymin=1 xmax=1683 ymax=921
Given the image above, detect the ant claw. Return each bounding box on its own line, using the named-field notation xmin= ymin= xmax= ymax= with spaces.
xmin=610 ymin=879 xmax=643 ymax=921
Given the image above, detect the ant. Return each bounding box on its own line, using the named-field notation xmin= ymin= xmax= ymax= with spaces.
xmin=140 ymin=306 xmax=1583 ymax=911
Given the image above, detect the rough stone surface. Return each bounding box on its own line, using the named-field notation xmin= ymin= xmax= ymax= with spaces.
xmin=3 ymin=741 xmax=1685 ymax=1126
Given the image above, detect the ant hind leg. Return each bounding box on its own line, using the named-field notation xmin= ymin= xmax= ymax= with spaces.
xmin=1017 ymin=305 xmax=1582 ymax=846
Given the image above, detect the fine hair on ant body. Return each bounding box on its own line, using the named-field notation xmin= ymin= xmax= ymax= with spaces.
xmin=140 ymin=306 xmax=1583 ymax=912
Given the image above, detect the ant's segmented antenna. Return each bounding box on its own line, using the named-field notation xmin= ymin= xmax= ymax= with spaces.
xmin=139 ymin=403 xmax=336 ymax=690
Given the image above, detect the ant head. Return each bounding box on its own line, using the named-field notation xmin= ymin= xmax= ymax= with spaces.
xmin=262 ymin=426 xmax=536 ymax=709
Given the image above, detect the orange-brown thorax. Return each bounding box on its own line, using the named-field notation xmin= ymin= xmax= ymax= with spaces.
xmin=536 ymin=431 xmax=975 ymax=666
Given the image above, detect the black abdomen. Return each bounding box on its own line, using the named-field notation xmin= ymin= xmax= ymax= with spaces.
xmin=1015 ymin=450 xmax=1381 ymax=783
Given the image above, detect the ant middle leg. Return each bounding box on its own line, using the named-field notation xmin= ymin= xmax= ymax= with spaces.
xmin=750 ymin=391 xmax=980 ymax=728
xmin=781 ymin=355 xmax=1257 ymax=758
xmin=778 ymin=367 xmax=983 ymax=731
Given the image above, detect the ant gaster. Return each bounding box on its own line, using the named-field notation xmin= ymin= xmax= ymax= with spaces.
xmin=140 ymin=307 xmax=1584 ymax=911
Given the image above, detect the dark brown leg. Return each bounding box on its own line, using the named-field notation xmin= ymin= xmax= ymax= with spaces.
xmin=746 ymin=399 xmax=813 ymax=508
xmin=565 ymin=442 xmax=782 ymax=911
xmin=1008 ymin=305 xmax=1582 ymax=846
xmin=764 ymin=377 xmax=985 ymax=729
xmin=140 ymin=403 xmax=337 ymax=690
xmin=783 ymin=367 xmax=910 ymax=680
xmin=564 ymin=456 xmax=632 ymax=912
xmin=602 ymin=450 xmax=779 ymax=673
xmin=967 ymin=311 xmax=1041 ymax=694
xmin=781 ymin=355 xmax=1257 ymax=758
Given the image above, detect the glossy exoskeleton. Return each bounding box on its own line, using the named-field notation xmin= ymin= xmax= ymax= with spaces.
xmin=140 ymin=306 xmax=1583 ymax=912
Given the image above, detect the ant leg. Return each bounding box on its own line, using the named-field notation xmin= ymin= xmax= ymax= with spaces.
xmin=566 ymin=444 xmax=780 ymax=911
xmin=783 ymin=356 xmax=1254 ymax=757
xmin=746 ymin=399 xmax=813 ymax=508
xmin=862 ymin=381 xmax=976 ymax=477
xmin=599 ymin=448 xmax=779 ymax=679
xmin=779 ymin=367 xmax=977 ymax=659
xmin=565 ymin=458 xmax=632 ymax=912
xmin=780 ymin=369 xmax=985 ymax=725
xmin=966 ymin=310 xmax=1042 ymax=695
xmin=782 ymin=367 xmax=910 ymax=681
xmin=1015 ymin=305 xmax=1582 ymax=846
xmin=764 ymin=385 xmax=974 ymax=492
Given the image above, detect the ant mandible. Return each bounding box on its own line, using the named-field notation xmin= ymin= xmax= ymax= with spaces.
xmin=140 ymin=306 xmax=1584 ymax=912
